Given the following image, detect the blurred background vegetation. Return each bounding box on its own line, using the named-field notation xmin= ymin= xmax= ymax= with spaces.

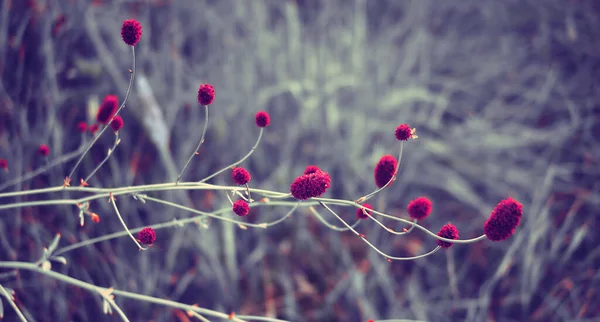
xmin=0 ymin=0 xmax=599 ymax=321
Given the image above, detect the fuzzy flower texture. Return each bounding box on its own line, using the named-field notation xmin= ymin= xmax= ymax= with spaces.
xmin=437 ymin=223 xmax=459 ymax=248
xmin=231 ymin=167 xmax=251 ymax=185
xmin=197 ymin=84 xmax=215 ymax=106
xmin=484 ymin=197 xmax=523 ymax=241
xmin=138 ymin=227 xmax=156 ymax=245
xmin=97 ymin=95 xmax=119 ymax=125
xmin=232 ymin=200 xmax=250 ymax=217
xmin=121 ymin=19 xmax=142 ymax=46
xmin=290 ymin=166 xmax=331 ymax=200
xmin=374 ymin=154 xmax=397 ymax=188
xmin=407 ymin=197 xmax=432 ymax=220
xmin=255 ymin=111 xmax=270 ymax=128
xmin=110 ymin=116 xmax=124 ymax=132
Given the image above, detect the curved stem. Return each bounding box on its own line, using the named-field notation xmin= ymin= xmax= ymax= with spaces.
xmin=0 ymin=284 xmax=28 ymax=322
xmin=308 ymin=206 xmax=361 ymax=231
xmin=176 ymin=105 xmax=209 ymax=183
xmin=67 ymin=46 xmax=136 ymax=181
xmin=110 ymin=196 xmax=146 ymax=251
xmin=84 ymin=132 xmax=120 ymax=184
xmin=199 ymin=128 xmax=264 ymax=183
xmin=356 ymin=141 xmax=403 ymax=203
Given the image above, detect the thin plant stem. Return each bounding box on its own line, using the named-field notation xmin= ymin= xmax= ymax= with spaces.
xmin=199 ymin=127 xmax=264 ymax=183
xmin=84 ymin=132 xmax=120 ymax=184
xmin=308 ymin=206 xmax=361 ymax=231
xmin=176 ymin=105 xmax=209 ymax=183
xmin=110 ymin=196 xmax=146 ymax=251
xmin=0 ymin=284 xmax=28 ymax=322
xmin=356 ymin=141 xmax=403 ymax=203
xmin=319 ymin=201 xmax=440 ymax=261
xmin=102 ymin=293 xmax=130 ymax=322
xmin=67 ymin=46 xmax=136 ymax=181
xmin=364 ymin=207 xmax=417 ymax=235
xmin=0 ymin=141 xmax=87 ymax=192
xmin=0 ymin=262 xmax=258 ymax=322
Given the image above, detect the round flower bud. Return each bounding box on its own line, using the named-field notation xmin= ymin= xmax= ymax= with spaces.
xmin=373 ymin=154 xmax=397 ymax=188
xmin=436 ymin=223 xmax=459 ymax=248
xmin=290 ymin=169 xmax=331 ymax=200
xmin=232 ymin=200 xmax=250 ymax=216
xmin=356 ymin=203 xmax=373 ymax=220
xmin=138 ymin=227 xmax=156 ymax=245
xmin=97 ymin=95 xmax=119 ymax=125
xmin=395 ymin=124 xmax=413 ymax=141
xmin=407 ymin=197 xmax=432 ymax=220
xmin=38 ymin=144 xmax=50 ymax=156
xmin=89 ymin=123 xmax=99 ymax=135
xmin=255 ymin=111 xmax=270 ymax=128
xmin=197 ymin=84 xmax=215 ymax=106
xmin=232 ymin=167 xmax=251 ymax=185
xmin=110 ymin=115 xmax=124 ymax=132
xmin=484 ymin=197 xmax=523 ymax=241
xmin=77 ymin=121 xmax=88 ymax=133
xmin=121 ymin=19 xmax=142 ymax=46
xmin=0 ymin=158 xmax=7 ymax=171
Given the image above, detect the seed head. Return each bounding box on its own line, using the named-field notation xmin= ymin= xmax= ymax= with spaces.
xmin=121 ymin=19 xmax=142 ymax=46
xmin=395 ymin=124 xmax=414 ymax=141
xmin=89 ymin=124 xmax=99 ymax=135
xmin=110 ymin=115 xmax=124 ymax=132
xmin=373 ymin=154 xmax=397 ymax=188
xmin=38 ymin=144 xmax=50 ymax=156
xmin=231 ymin=167 xmax=251 ymax=185
xmin=255 ymin=111 xmax=270 ymax=128
xmin=0 ymin=158 xmax=7 ymax=171
xmin=138 ymin=227 xmax=156 ymax=245
xmin=97 ymin=95 xmax=119 ymax=124
xmin=407 ymin=196 xmax=432 ymax=220
xmin=77 ymin=121 xmax=88 ymax=133
xmin=232 ymin=200 xmax=250 ymax=216
xmin=436 ymin=223 xmax=459 ymax=248
xmin=356 ymin=203 xmax=373 ymax=220
xmin=484 ymin=197 xmax=523 ymax=241
xmin=290 ymin=168 xmax=331 ymax=200
xmin=197 ymin=84 xmax=215 ymax=106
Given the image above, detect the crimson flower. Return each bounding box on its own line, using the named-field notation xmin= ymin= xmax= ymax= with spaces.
xmin=232 ymin=200 xmax=250 ymax=216
xmin=138 ymin=227 xmax=156 ymax=245
xmin=374 ymin=154 xmax=397 ymax=188
xmin=484 ymin=197 xmax=523 ymax=241
xmin=110 ymin=116 xmax=124 ymax=132
xmin=121 ymin=19 xmax=142 ymax=46
xmin=255 ymin=111 xmax=270 ymax=127
xmin=356 ymin=203 xmax=373 ymax=220
xmin=38 ymin=144 xmax=50 ymax=156
xmin=97 ymin=95 xmax=119 ymax=124
xmin=290 ymin=168 xmax=331 ymax=200
xmin=232 ymin=167 xmax=251 ymax=185
xmin=407 ymin=197 xmax=432 ymax=220
xmin=437 ymin=223 xmax=459 ymax=248
xmin=197 ymin=84 xmax=215 ymax=106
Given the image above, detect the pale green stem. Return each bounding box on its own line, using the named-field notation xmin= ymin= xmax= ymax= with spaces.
xmin=84 ymin=132 xmax=120 ymax=184
xmin=110 ymin=197 xmax=146 ymax=251
xmin=67 ymin=46 xmax=136 ymax=180
xmin=177 ymin=105 xmax=209 ymax=183
xmin=199 ymin=128 xmax=264 ymax=183
xmin=0 ymin=284 xmax=27 ymax=322
xmin=356 ymin=141 xmax=403 ymax=203
xmin=0 ymin=261 xmax=256 ymax=322
xmin=308 ymin=206 xmax=361 ymax=231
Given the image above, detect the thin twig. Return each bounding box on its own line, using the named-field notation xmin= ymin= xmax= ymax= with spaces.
xmin=177 ymin=105 xmax=209 ymax=183
xmin=110 ymin=196 xmax=146 ymax=251
xmin=0 ymin=284 xmax=28 ymax=322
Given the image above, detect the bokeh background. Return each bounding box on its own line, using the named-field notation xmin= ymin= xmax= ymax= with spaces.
xmin=1 ymin=0 xmax=599 ymax=321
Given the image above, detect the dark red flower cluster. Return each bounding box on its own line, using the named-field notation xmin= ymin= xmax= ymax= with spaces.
xmin=38 ymin=144 xmax=50 ymax=156
xmin=77 ymin=121 xmax=88 ymax=133
xmin=407 ymin=196 xmax=432 ymax=220
xmin=97 ymin=95 xmax=119 ymax=124
xmin=437 ymin=223 xmax=459 ymax=248
xmin=290 ymin=167 xmax=331 ymax=200
xmin=121 ymin=19 xmax=142 ymax=46
xmin=374 ymin=155 xmax=397 ymax=188
xmin=395 ymin=124 xmax=413 ymax=141
xmin=232 ymin=167 xmax=251 ymax=185
xmin=110 ymin=116 xmax=124 ymax=132
xmin=232 ymin=200 xmax=250 ymax=216
xmin=138 ymin=227 xmax=156 ymax=245
xmin=484 ymin=197 xmax=523 ymax=241
xmin=255 ymin=111 xmax=270 ymax=128
xmin=356 ymin=203 xmax=373 ymax=220
xmin=0 ymin=158 xmax=7 ymax=171
xmin=197 ymin=84 xmax=215 ymax=106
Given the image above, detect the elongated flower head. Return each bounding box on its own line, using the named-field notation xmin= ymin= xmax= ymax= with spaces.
xmin=407 ymin=197 xmax=432 ymax=220
xmin=374 ymin=154 xmax=397 ymax=188
xmin=232 ymin=200 xmax=250 ymax=216
xmin=255 ymin=111 xmax=270 ymax=127
xmin=356 ymin=203 xmax=373 ymax=219
xmin=97 ymin=95 xmax=119 ymax=124
xmin=121 ymin=19 xmax=142 ymax=46
xmin=110 ymin=115 xmax=124 ymax=132
xmin=436 ymin=223 xmax=459 ymax=248
xmin=77 ymin=121 xmax=88 ymax=133
xmin=0 ymin=158 xmax=7 ymax=171
xmin=138 ymin=227 xmax=156 ymax=245
xmin=395 ymin=124 xmax=413 ymax=141
xmin=484 ymin=197 xmax=523 ymax=241
xmin=290 ymin=168 xmax=331 ymax=200
xmin=38 ymin=144 xmax=50 ymax=156
xmin=197 ymin=84 xmax=215 ymax=106
xmin=232 ymin=167 xmax=251 ymax=185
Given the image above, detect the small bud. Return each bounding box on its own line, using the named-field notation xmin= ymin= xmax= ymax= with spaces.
xmin=137 ymin=227 xmax=156 ymax=245
xmin=110 ymin=115 xmax=124 ymax=132
xmin=89 ymin=123 xmax=99 ymax=135
xmin=395 ymin=124 xmax=414 ymax=141
xmin=407 ymin=197 xmax=433 ymax=220
xmin=356 ymin=203 xmax=373 ymax=220
xmin=197 ymin=83 xmax=215 ymax=106
xmin=121 ymin=19 xmax=142 ymax=46
xmin=231 ymin=167 xmax=251 ymax=185
xmin=436 ymin=223 xmax=459 ymax=248
xmin=232 ymin=200 xmax=250 ymax=217
xmin=38 ymin=144 xmax=50 ymax=156
xmin=255 ymin=110 xmax=270 ymax=128
xmin=77 ymin=121 xmax=88 ymax=133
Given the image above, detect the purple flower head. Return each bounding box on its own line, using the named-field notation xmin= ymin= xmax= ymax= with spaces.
xmin=436 ymin=223 xmax=459 ymax=248
xmin=407 ymin=197 xmax=432 ymax=220
xmin=484 ymin=197 xmax=523 ymax=241
xmin=374 ymin=154 xmax=397 ymax=188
